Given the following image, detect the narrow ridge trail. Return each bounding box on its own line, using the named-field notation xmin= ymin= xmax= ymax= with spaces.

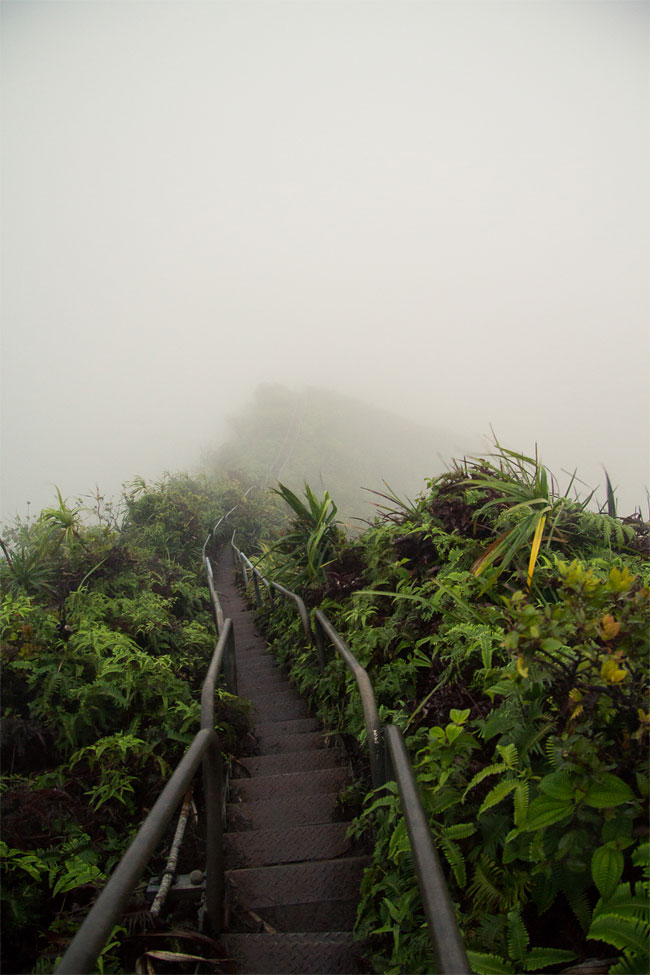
xmin=213 ymin=557 xmax=369 ymax=975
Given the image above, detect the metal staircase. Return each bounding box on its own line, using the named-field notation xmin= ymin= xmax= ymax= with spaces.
xmin=56 ymin=510 xmax=469 ymax=975
xmin=214 ymin=548 xmax=369 ymax=973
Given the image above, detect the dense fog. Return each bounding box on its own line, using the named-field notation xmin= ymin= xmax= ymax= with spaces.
xmin=1 ymin=0 xmax=648 ymax=524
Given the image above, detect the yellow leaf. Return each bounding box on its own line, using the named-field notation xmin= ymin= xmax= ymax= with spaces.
xmin=599 ymin=614 xmax=621 ymax=641
xmin=600 ymin=657 xmax=627 ymax=684
xmin=570 ymin=704 xmax=584 ymax=721
xmin=516 ymin=655 xmax=529 ymax=678
xmin=526 ymin=514 xmax=547 ymax=591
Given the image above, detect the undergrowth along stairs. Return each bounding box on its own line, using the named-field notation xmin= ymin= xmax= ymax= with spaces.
xmin=213 ymin=557 xmax=369 ymax=975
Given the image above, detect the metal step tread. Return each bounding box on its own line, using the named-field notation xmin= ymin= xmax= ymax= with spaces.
xmin=253 ymin=700 xmax=311 ymax=721
xmin=254 ymin=718 xmax=320 ymax=736
xmin=224 ymin=821 xmax=352 ymax=868
xmin=226 ymin=792 xmax=340 ymax=831
xmin=233 ymin=749 xmax=344 ymax=778
xmin=254 ymin=731 xmax=329 ymax=755
xmin=222 ymin=932 xmax=364 ymax=974
xmin=227 ymin=856 xmax=370 ymax=910
xmin=230 ymin=766 xmax=348 ymax=803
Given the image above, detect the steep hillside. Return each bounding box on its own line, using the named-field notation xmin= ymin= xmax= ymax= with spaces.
xmin=203 ymin=384 xmax=466 ymax=527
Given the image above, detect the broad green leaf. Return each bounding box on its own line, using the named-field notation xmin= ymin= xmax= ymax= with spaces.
xmin=450 ymin=708 xmax=470 ymax=725
xmin=591 ymin=844 xmax=624 ymax=900
xmin=446 ymin=724 xmax=464 ymax=744
xmin=588 ymin=914 xmax=650 ymax=954
xmin=538 ymin=771 xmax=576 ymax=801
xmin=584 ymin=773 xmax=635 ymax=809
xmin=443 ymin=822 xmax=476 ymax=840
xmin=479 ymin=778 xmax=518 ymax=816
xmin=521 ymin=947 xmax=578 ymax=970
xmin=466 ymin=950 xmax=515 ymax=974
xmin=522 ymin=795 xmax=573 ymax=831
xmin=594 ymin=882 xmax=650 ymax=921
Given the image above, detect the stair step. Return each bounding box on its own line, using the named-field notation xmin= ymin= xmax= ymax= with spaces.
xmin=227 ymin=857 xmax=369 ymax=912
xmin=253 ymin=688 xmax=306 ymax=708
xmin=233 ymin=749 xmax=344 ymax=778
xmin=252 ymin=698 xmax=311 ymax=722
xmin=255 ymin=731 xmax=328 ymax=755
xmin=224 ymin=822 xmax=351 ymax=868
xmin=255 ymin=718 xmax=320 ymax=737
xmin=250 ymin=900 xmax=359 ymax=933
xmin=222 ymin=931 xmax=363 ymax=974
xmin=227 ymin=792 xmax=339 ymax=831
xmin=237 ymin=665 xmax=285 ymax=681
xmin=238 ymin=676 xmax=290 ymax=694
xmin=230 ymin=767 xmax=348 ymax=803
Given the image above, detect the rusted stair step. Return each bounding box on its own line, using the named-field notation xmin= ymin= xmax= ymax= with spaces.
xmin=226 ymin=857 xmax=369 ymax=932
xmin=226 ymin=792 xmax=340 ymax=831
xmin=224 ymin=822 xmax=351 ymax=868
xmin=221 ymin=931 xmax=361 ymax=974
xmin=233 ymin=749 xmax=344 ymax=778
xmin=230 ymin=767 xmax=348 ymax=803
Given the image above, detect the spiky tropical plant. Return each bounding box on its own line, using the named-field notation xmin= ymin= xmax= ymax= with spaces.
xmin=261 ymin=482 xmax=342 ymax=587
xmin=460 ymin=440 xmax=594 ymax=590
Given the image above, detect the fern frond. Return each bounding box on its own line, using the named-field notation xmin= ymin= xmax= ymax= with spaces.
xmin=506 ymin=908 xmax=529 ymax=964
xmin=468 ymin=858 xmax=504 ymax=911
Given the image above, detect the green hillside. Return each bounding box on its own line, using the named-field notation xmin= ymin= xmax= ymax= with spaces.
xmin=203 ymin=384 xmax=464 ymax=528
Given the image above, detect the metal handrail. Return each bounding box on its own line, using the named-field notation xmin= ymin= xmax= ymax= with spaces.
xmin=56 ymin=729 xmax=222 ymax=974
xmin=203 ymin=506 xmax=238 ymax=634
xmin=202 ymin=617 xmax=237 ymax=713
xmin=58 ymin=505 xmax=246 ymax=973
xmin=384 ymin=725 xmax=470 ymax=974
xmin=231 ymin=539 xmax=313 ymax=645
xmin=313 ymin=609 xmax=384 ymax=790
xmin=232 ymin=542 xmax=470 ymax=974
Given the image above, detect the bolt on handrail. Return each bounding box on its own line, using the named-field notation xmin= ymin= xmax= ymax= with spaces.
xmin=231 ymin=541 xmax=470 ymax=975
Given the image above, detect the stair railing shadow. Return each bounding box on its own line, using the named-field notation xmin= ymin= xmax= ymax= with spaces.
xmin=231 ymin=536 xmax=470 ymax=975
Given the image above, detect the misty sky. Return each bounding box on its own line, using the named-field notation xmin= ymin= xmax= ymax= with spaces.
xmin=1 ymin=0 xmax=648 ymax=523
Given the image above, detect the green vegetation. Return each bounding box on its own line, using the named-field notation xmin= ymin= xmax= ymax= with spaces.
xmin=249 ymin=446 xmax=650 ymax=975
xmin=2 ymin=440 xmax=648 ymax=975
xmin=0 ymin=473 xmax=275 ymax=973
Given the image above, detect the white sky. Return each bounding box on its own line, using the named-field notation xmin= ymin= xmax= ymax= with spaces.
xmin=1 ymin=0 xmax=648 ymax=521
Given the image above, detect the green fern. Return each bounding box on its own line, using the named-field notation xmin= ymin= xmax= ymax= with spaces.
xmin=506 ymin=908 xmax=529 ymax=963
